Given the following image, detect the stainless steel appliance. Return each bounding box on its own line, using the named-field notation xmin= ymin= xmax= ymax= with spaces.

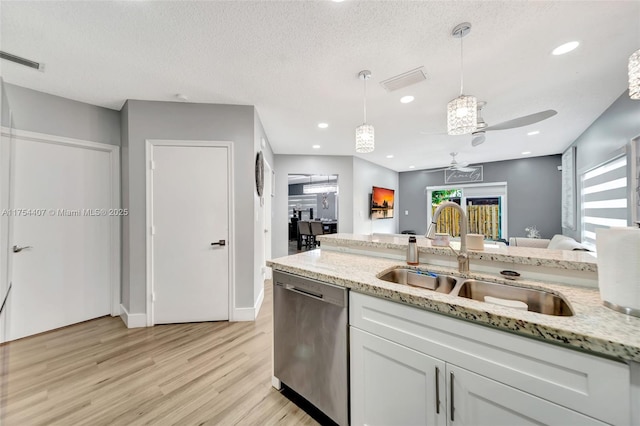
xmin=273 ymin=271 xmax=348 ymax=426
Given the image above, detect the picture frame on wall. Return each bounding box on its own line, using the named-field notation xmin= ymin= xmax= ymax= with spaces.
xmin=561 ymin=146 xmax=576 ymax=230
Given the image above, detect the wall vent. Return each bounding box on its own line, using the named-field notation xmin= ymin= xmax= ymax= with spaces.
xmin=0 ymin=51 xmax=42 ymax=70
xmin=379 ymin=67 xmax=427 ymax=92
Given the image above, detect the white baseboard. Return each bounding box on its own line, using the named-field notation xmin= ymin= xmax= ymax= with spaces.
xmin=232 ymin=287 xmax=265 ymax=322
xmin=119 ymin=304 xmax=146 ymax=328
xmin=254 ymin=286 xmax=265 ymax=317
xmin=272 ymin=376 xmax=282 ymax=390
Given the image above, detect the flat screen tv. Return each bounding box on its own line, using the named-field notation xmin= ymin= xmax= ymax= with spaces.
xmin=371 ymin=186 xmax=394 ymax=219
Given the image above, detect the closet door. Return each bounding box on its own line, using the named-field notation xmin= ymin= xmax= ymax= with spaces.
xmin=9 ymin=136 xmax=113 ymax=341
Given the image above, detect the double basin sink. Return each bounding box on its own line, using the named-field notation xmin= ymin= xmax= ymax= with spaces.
xmin=378 ymin=267 xmax=574 ymax=317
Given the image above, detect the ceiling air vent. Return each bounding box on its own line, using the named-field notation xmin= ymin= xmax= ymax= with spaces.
xmin=0 ymin=51 xmax=42 ymax=70
xmin=379 ymin=67 xmax=427 ymax=92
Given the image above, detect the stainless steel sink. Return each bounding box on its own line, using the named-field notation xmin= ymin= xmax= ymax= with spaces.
xmin=453 ymin=279 xmax=574 ymax=316
xmin=377 ymin=267 xmax=574 ymax=316
xmin=377 ymin=268 xmax=458 ymax=293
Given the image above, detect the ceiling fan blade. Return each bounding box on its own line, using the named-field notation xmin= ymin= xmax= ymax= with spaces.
xmin=456 ymin=166 xmax=476 ymax=172
xmin=456 ymin=161 xmax=469 ymax=168
xmin=485 ymin=110 xmax=557 ymax=131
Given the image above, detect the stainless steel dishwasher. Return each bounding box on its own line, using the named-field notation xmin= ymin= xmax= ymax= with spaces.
xmin=273 ymin=271 xmax=348 ymax=426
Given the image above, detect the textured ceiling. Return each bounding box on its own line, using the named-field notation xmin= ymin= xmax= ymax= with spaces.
xmin=1 ymin=1 xmax=639 ymax=171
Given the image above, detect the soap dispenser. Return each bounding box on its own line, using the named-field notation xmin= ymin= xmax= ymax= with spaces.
xmin=407 ymin=236 xmax=419 ymax=265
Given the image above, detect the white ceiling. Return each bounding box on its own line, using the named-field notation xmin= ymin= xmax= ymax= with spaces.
xmin=1 ymin=1 xmax=638 ymax=172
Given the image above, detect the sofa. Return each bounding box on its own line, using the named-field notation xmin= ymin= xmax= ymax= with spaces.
xmin=508 ymin=234 xmax=590 ymax=251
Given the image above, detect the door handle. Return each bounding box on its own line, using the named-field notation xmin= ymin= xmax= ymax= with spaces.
xmin=435 ymin=366 xmax=440 ymax=414
xmin=211 ymin=240 xmax=226 ymax=247
xmin=13 ymin=245 xmax=33 ymax=253
xmin=450 ymin=371 xmax=455 ymax=422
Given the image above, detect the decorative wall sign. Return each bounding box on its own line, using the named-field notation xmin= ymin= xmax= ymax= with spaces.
xmin=444 ymin=166 xmax=483 ymax=184
xmin=561 ymin=146 xmax=576 ymax=230
xmin=255 ymin=151 xmax=264 ymax=197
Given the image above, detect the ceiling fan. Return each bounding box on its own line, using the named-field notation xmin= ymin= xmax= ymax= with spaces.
xmin=425 ymin=152 xmax=475 ymax=173
xmin=470 ymin=101 xmax=557 ymax=147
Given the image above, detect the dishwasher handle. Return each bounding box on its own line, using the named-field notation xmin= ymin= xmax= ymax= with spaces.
xmin=285 ymin=284 xmax=325 ymax=301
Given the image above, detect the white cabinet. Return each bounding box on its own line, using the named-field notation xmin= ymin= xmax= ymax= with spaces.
xmin=447 ymin=365 xmax=605 ymax=426
xmin=350 ymin=327 xmax=446 ymax=426
xmin=349 ymin=292 xmax=630 ymax=426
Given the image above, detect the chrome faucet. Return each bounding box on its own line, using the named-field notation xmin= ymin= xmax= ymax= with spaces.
xmin=425 ymin=201 xmax=469 ymax=273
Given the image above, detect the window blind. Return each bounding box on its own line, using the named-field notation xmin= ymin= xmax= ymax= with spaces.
xmin=581 ymin=156 xmax=628 ymax=248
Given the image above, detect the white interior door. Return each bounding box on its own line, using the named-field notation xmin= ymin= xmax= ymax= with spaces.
xmin=8 ymin=136 xmax=113 ymax=341
xmin=151 ymin=144 xmax=229 ymax=324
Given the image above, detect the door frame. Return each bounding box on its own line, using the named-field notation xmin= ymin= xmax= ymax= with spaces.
xmin=426 ymin=181 xmax=508 ymax=239
xmin=1 ymin=126 xmax=121 ymax=317
xmin=145 ymin=139 xmax=235 ymax=326
xmin=263 ymin=159 xmax=273 ymax=280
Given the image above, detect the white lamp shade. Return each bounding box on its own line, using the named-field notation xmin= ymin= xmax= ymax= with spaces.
xmin=355 ymin=124 xmax=375 ymax=153
xmin=447 ymin=95 xmax=478 ymax=135
xmin=629 ymin=49 xmax=640 ymax=100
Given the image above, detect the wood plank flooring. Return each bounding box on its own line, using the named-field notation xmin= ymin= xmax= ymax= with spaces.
xmin=0 ymin=281 xmax=318 ymax=425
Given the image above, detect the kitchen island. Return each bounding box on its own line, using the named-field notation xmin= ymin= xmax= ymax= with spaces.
xmin=268 ymin=235 xmax=639 ymax=425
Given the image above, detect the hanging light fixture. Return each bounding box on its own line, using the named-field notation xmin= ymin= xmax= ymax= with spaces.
xmin=355 ymin=70 xmax=375 ymax=153
xmin=447 ymin=22 xmax=477 ymax=135
xmin=629 ymin=49 xmax=640 ymax=100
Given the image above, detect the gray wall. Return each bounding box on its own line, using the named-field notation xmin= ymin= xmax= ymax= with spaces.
xmin=120 ymin=101 xmax=130 ymax=311
xmin=1 ymin=79 xmax=10 ymax=128
xmin=353 ymin=157 xmax=399 ymax=235
xmin=564 ymin=91 xmax=640 ymax=240
xmin=399 ymin=155 xmax=562 ymax=240
xmin=121 ymin=100 xmax=259 ymax=314
xmin=253 ymin=109 xmax=273 ymax=306
xmin=2 ymin=83 xmax=120 ymax=145
xmin=273 ymin=155 xmax=354 ymax=258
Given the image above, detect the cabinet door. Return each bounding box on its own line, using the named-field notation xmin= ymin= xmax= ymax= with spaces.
xmin=446 ymin=365 xmax=606 ymax=426
xmin=351 ymin=327 xmax=446 ymax=426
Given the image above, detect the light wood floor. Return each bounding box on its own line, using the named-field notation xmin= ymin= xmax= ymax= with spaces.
xmin=0 ymin=281 xmax=318 ymax=425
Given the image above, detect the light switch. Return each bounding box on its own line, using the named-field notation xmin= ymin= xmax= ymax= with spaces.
xmin=405 ymin=210 xmax=409 ymax=216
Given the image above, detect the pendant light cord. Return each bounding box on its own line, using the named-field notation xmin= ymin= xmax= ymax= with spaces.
xmin=459 ymin=34 xmax=464 ymax=96
xmin=363 ymin=77 xmax=367 ymax=124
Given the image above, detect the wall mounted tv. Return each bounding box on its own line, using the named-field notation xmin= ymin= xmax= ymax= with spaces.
xmin=371 ymin=186 xmax=395 ymax=219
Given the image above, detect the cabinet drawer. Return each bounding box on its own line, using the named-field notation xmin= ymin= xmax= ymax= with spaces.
xmin=448 ymin=364 xmax=607 ymax=426
xmin=350 ymin=292 xmax=630 ymax=425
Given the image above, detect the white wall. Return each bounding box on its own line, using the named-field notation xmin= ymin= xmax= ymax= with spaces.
xmin=353 ymin=157 xmax=399 ymax=235
xmin=273 ymin=155 xmax=354 ymax=259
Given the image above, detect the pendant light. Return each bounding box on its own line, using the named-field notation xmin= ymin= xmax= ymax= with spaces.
xmin=355 ymin=70 xmax=375 ymax=153
xmin=629 ymin=49 xmax=640 ymax=100
xmin=447 ymin=22 xmax=477 ymax=135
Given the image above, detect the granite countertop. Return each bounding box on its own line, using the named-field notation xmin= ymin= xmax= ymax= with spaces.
xmin=268 ymin=249 xmax=640 ymax=363
xmin=317 ymin=233 xmax=598 ymax=273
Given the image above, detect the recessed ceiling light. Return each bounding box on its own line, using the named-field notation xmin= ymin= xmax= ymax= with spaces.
xmin=318 ymin=122 xmax=329 ymax=129
xmin=552 ymin=41 xmax=579 ymax=56
xmin=408 ymin=165 xmax=416 ymax=169
xmin=400 ymin=95 xmax=415 ymax=104
xmin=386 ymin=154 xmax=394 ymax=159
xmin=312 ymin=145 xmax=321 ymax=149
xmin=527 ymin=130 xmax=540 ymax=136
xmin=522 ymin=151 xmax=532 ymax=155
xmin=332 ymin=0 xmax=344 ymax=2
